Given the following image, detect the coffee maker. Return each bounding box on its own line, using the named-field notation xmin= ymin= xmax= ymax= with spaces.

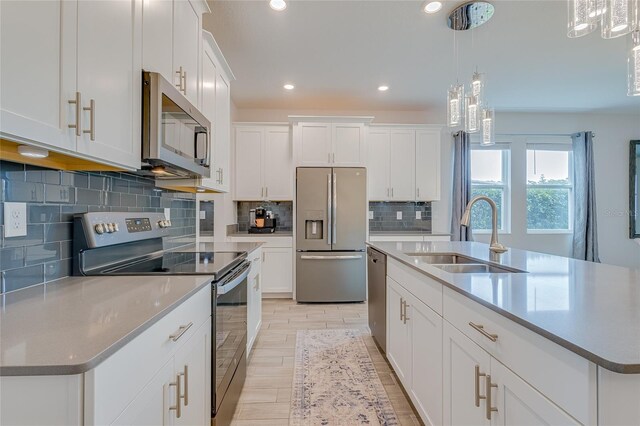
xmin=249 ymin=207 xmax=277 ymax=234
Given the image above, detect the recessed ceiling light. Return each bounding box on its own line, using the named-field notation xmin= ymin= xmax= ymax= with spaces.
xmin=270 ymin=0 xmax=287 ymax=11
xmin=378 ymin=85 xmax=389 ymax=92
xmin=423 ymin=1 xmax=443 ymax=13
xmin=18 ymin=145 xmax=49 ymax=159
xmin=284 ymin=84 xmax=295 ymax=90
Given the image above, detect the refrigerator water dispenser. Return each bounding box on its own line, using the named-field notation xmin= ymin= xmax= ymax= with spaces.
xmin=305 ymin=220 xmax=324 ymax=240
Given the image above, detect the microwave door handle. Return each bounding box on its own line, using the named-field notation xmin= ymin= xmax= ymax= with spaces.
xmin=194 ymin=126 xmax=209 ymax=166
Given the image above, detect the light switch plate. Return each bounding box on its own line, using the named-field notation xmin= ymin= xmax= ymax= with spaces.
xmin=416 ymin=211 xmax=422 ymax=220
xmin=164 ymin=208 xmax=171 ymax=220
xmin=368 ymin=211 xmax=374 ymax=220
xmin=396 ymin=211 xmax=402 ymax=220
xmin=4 ymin=202 xmax=27 ymax=238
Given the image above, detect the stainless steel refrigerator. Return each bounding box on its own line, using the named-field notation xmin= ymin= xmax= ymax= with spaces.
xmin=296 ymin=167 xmax=367 ymax=302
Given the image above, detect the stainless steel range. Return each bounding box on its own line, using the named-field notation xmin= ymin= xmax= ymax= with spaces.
xmin=72 ymin=212 xmax=248 ymax=424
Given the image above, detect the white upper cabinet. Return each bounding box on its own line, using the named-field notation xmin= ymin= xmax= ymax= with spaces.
xmin=75 ymin=0 xmax=140 ymax=170
xmin=415 ymin=130 xmax=441 ymax=201
xmin=172 ymin=0 xmax=201 ymax=106
xmin=141 ymin=0 xmax=173 ymax=81
xmin=366 ymin=126 xmax=442 ymax=201
xmin=214 ymin=68 xmax=232 ymax=191
xmin=292 ymin=117 xmax=371 ymax=167
xmin=0 ymin=0 xmax=76 ymax=152
xmin=233 ymin=125 xmax=293 ymax=201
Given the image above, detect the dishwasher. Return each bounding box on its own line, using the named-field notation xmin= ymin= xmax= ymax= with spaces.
xmin=367 ymin=247 xmax=387 ymax=353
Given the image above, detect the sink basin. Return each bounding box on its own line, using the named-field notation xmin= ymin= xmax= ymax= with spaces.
xmin=406 ymin=252 xmax=527 ymax=274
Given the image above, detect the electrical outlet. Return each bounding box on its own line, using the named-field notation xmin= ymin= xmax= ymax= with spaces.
xmin=416 ymin=211 xmax=422 ymax=220
xmin=396 ymin=211 xmax=402 ymax=220
xmin=368 ymin=211 xmax=374 ymax=220
xmin=164 ymin=208 xmax=171 ymax=220
xmin=4 ymin=202 xmax=27 ymax=238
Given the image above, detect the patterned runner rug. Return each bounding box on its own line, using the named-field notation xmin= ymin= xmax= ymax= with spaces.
xmin=291 ymin=329 xmax=399 ymax=426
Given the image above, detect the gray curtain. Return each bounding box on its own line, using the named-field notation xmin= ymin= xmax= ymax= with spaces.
xmin=572 ymin=131 xmax=600 ymax=262
xmin=450 ymin=131 xmax=473 ymax=241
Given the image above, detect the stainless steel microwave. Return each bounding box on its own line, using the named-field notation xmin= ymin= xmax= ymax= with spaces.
xmin=141 ymin=71 xmax=211 ymax=179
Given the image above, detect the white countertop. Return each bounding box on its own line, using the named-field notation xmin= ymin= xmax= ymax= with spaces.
xmin=368 ymin=241 xmax=640 ymax=373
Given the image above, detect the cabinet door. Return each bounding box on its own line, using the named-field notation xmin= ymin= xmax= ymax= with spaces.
xmin=263 ymin=127 xmax=292 ymax=200
xmin=389 ymin=130 xmax=415 ymax=200
xmin=443 ymin=321 xmax=491 ymax=426
xmin=247 ymin=273 xmax=262 ymax=355
xmin=142 ymin=0 xmax=173 ymax=82
xmin=111 ymin=358 xmax=175 ymax=426
xmin=262 ymin=248 xmax=293 ymax=293
xmin=234 ymin=127 xmax=264 ymax=200
xmin=297 ymin=123 xmax=332 ymax=166
xmin=415 ymin=130 xmax=441 ymax=201
xmin=332 ymin=123 xmax=364 ymax=166
xmin=173 ymin=0 xmax=200 ymax=105
xmin=76 ymin=0 xmax=139 ymax=170
xmin=386 ymin=278 xmax=411 ymax=388
xmin=174 ymin=319 xmax=211 ymax=426
xmin=215 ymin=71 xmax=231 ymax=192
xmin=490 ymin=359 xmax=580 ymax=426
xmin=408 ymin=297 xmax=443 ymax=426
xmin=198 ymin=42 xmax=219 ymax=190
xmin=0 ymin=0 xmax=76 ymax=151
xmin=367 ymin=129 xmax=391 ymax=201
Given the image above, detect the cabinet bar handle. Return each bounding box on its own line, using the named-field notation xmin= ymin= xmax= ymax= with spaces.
xmin=182 ymin=71 xmax=187 ymax=95
xmin=68 ymin=92 xmax=81 ymax=136
xmin=474 ymin=365 xmax=486 ymax=407
xmin=391 ymin=187 xmax=394 ymax=197
xmin=169 ymin=322 xmax=193 ymax=342
xmin=182 ymin=365 xmax=189 ymax=406
xmin=265 ymin=186 xmax=268 ymax=198
xmin=169 ymin=373 xmax=182 ymax=418
xmin=399 ymin=297 xmax=404 ymax=321
xmin=417 ymin=187 xmax=420 ymax=199
xmin=83 ymin=99 xmax=95 ymax=141
xmin=469 ymin=322 xmax=498 ymax=342
xmin=328 ymin=152 xmax=331 ymax=163
xmin=403 ymin=301 xmax=409 ymax=324
xmin=485 ymin=374 xmax=498 ymax=420
xmin=176 ymin=66 xmax=184 ymax=91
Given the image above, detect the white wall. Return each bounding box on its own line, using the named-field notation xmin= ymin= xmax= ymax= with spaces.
xmin=439 ymin=111 xmax=640 ymax=269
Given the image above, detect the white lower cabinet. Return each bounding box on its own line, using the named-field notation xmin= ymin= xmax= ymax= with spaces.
xmin=386 ymin=278 xmax=411 ymax=386
xmin=247 ymin=248 xmax=263 ymax=355
xmin=262 ymin=247 xmax=293 ymax=294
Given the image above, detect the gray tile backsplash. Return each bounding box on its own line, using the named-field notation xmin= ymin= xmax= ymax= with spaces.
xmin=237 ymin=201 xmax=293 ymax=231
xmin=369 ymin=201 xmax=432 ymax=232
xmin=0 ymin=160 xmax=197 ymax=293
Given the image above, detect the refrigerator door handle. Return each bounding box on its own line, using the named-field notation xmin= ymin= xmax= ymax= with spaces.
xmin=300 ymin=255 xmax=363 ymax=260
xmin=327 ymin=174 xmax=332 ymax=245
xmin=332 ymin=172 xmax=337 ymax=244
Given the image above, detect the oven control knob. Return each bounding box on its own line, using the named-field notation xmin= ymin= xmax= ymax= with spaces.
xmin=158 ymin=220 xmax=166 ymax=228
xmin=166 ymin=220 xmax=172 ymax=227
xmin=94 ymin=223 xmax=105 ymax=234
xmin=108 ymin=223 xmax=116 ymax=233
xmin=113 ymin=223 xmax=119 ymax=232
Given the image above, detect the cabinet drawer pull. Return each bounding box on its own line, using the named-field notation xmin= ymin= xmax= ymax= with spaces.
xmin=399 ymin=297 xmax=404 ymax=321
xmin=469 ymin=322 xmax=498 ymax=342
xmin=182 ymin=365 xmax=189 ymax=406
xmin=83 ymin=99 xmax=95 ymax=141
xmin=485 ymin=374 xmax=498 ymax=420
xmin=474 ymin=365 xmax=486 ymax=407
xmin=169 ymin=373 xmax=182 ymax=418
xmin=169 ymin=322 xmax=193 ymax=342
xmin=68 ymin=92 xmax=81 ymax=136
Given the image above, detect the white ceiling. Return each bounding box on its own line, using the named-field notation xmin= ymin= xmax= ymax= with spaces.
xmin=204 ymin=0 xmax=640 ymax=114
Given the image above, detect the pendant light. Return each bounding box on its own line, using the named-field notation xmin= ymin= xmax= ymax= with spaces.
xmin=447 ymin=83 xmax=464 ymax=127
xmin=481 ymin=108 xmax=495 ymax=146
xmin=602 ymin=0 xmax=636 ymax=38
xmin=589 ymin=0 xmax=607 ymax=17
xmin=629 ymin=30 xmax=640 ymax=96
xmin=568 ymin=0 xmax=597 ymax=37
xmin=471 ymin=71 xmax=485 ymax=105
xmin=465 ymin=94 xmax=480 ymax=133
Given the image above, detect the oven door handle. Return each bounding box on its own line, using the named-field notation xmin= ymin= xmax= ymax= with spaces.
xmin=216 ymin=262 xmax=250 ymax=295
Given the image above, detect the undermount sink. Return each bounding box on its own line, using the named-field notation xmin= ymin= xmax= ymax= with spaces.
xmin=405 ymin=252 xmax=527 ymax=274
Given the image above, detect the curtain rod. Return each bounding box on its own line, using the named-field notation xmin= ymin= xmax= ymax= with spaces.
xmin=496 ymin=132 xmax=596 ymax=138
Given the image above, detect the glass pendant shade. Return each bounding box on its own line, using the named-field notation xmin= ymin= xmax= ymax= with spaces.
xmin=589 ymin=0 xmax=607 ymax=17
xmin=481 ymin=108 xmax=495 ymax=146
xmin=447 ymin=84 xmax=464 ymax=127
xmin=629 ymin=31 xmax=640 ymax=96
xmin=471 ymin=71 xmax=485 ymax=106
xmin=568 ymin=0 xmax=598 ymax=37
xmin=602 ymin=0 xmax=637 ymax=38
xmin=465 ymin=94 xmax=480 ymax=134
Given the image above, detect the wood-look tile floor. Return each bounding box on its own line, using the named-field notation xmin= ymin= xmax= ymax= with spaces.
xmin=230 ymin=299 xmax=423 ymax=426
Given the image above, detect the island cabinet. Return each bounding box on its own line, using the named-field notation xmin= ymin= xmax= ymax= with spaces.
xmin=386 ymin=258 xmax=598 ymax=426
xmin=247 ymin=247 xmax=263 ymax=355
xmin=0 ymin=0 xmax=141 ymax=171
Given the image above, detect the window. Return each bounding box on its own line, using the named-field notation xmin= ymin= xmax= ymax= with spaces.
xmin=526 ymin=145 xmax=573 ymax=232
xmin=470 ymin=146 xmax=510 ymax=231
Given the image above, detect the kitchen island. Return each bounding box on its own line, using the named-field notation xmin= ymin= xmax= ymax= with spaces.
xmin=368 ymin=240 xmax=640 ymax=425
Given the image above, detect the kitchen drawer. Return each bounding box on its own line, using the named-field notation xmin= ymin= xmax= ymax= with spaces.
xmin=248 ymin=247 xmax=262 ymax=279
xmin=443 ymin=287 xmax=597 ymax=425
xmin=387 ymin=258 xmax=442 ymax=315
xmin=85 ymin=284 xmax=211 ymax=425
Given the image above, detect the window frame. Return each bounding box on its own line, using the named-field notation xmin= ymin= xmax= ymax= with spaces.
xmin=469 ymin=143 xmax=512 ymax=234
xmin=525 ymin=142 xmax=574 ymax=234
